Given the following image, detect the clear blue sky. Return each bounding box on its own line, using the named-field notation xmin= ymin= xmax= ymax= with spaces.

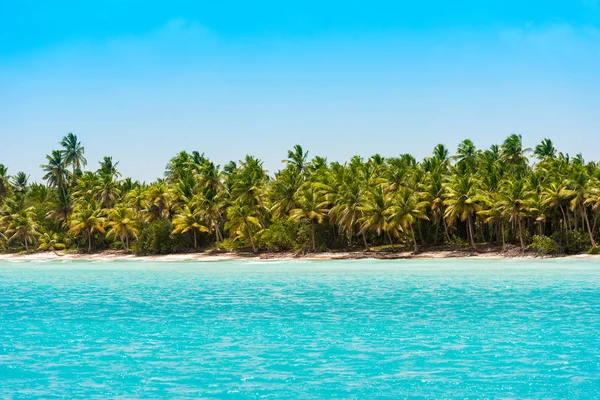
xmin=1 ymin=0 xmax=599 ymax=182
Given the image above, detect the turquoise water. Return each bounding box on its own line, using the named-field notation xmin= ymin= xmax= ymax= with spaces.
xmin=1 ymin=259 xmax=600 ymax=398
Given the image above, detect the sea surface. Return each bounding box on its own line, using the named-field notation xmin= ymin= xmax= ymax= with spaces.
xmin=1 ymin=258 xmax=600 ymax=399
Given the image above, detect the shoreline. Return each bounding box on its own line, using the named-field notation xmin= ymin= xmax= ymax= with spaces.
xmin=1 ymin=249 xmax=599 ymax=262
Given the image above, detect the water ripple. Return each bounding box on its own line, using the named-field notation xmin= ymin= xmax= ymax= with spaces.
xmin=1 ymin=259 xmax=600 ymax=398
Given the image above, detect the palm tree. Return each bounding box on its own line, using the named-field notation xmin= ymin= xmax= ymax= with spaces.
xmin=98 ymin=156 xmax=121 ymax=179
xmin=11 ymin=172 xmax=29 ymax=196
xmin=38 ymin=232 xmax=66 ymax=254
xmin=68 ymin=201 xmax=106 ymax=252
xmin=225 ymin=202 xmax=262 ymax=252
xmin=497 ymin=179 xmax=533 ymax=249
xmin=0 ymin=164 xmax=10 ymax=204
xmin=283 ymin=145 xmax=309 ymax=175
xmin=444 ymin=173 xmax=480 ymax=249
xmin=330 ymin=178 xmax=369 ymax=249
xmin=534 ymin=138 xmax=557 ymax=160
xmin=106 ymin=206 xmax=139 ymax=251
xmin=271 ymin=168 xmax=302 ymax=219
xmin=563 ymin=167 xmax=597 ymax=248
xmin=41 ymin=150 xmax=70 ymax=192
xmin=5 ymin=207 xmax=39 ymax=251
xmin=359 ymin=186 xmax=397 ymax=249
xmin=289 ymin=183 xmax=329 ymax=252
xmin=389 ymin=189 xmax=429 ymax=253
xmin=60 ymin=133 xmax=87 ymax=174
xmin=94 ymin=174 xmax=121 ymax=209
xmin=146 ymin=182 xmax=174 ymax=221
xmin=172 ymin=200 xmax=209 ymax=249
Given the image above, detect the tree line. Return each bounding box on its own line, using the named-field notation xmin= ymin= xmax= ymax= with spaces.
xmin=1 ymin=133 xmax=599 ymax=255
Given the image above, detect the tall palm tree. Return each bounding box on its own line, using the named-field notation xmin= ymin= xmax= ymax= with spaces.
xmin=225 ymin=202 xmax=262 ymax=252
xmin=534 ymin=138 xmax=557 ymax=160
xmin=289 ymin=183 xmax=329 ymax=252
xmin=5 ymin=207 xmax=39 ymax=251
xmin=172 ymin=200 xmax=209 ymax=250
xmin=106 ymin=206 xmax=139 ymax=251
xmin=41 ymin=150 xmax=70 ymax=192
xmin=98 ymin=156 xmax=121 ymax=179
xmin=563 ymin=167 xmax=597 ymax=248
xmin=497 ymin=179 xmax=533 ymax=249
xmin=11 ymin=172 xmax=29 ymax=196
xmin=359 ymin=186 xmax=397 ymax=249
xmin=283 ymin=145 xmax=309 ymax=175
xmin=0 ymin=164 xmax=10 ymax=204
xmin=444 ymin=174 xmax=480 ymax=249
xmin=389 ymin=189 xmax=429 ymax=253
xmin=60 ymin=133 xmax=87 ymax=174
xmin=68 ymin=201 xmax=106 ymax=252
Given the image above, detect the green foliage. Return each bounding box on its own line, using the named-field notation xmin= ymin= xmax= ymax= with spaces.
xmin=258 ymin=219 xmax=311 ymax=251
xmin=132 ymin=220 xmax=190 ymax=255
xmin=446 ymin=234 xmax=468 ymax=247
xmin=551 ymin=230 xmax=589 ymax=255
xmin=219 ymin=238 xmax=246 ymax=251
xmin=529 ymin=235 xmax=559 ymax=255
xmin=588 ymin=246 xmax=600 ymax=255
xmin=4 ymin=135 xmax=600 ymax=257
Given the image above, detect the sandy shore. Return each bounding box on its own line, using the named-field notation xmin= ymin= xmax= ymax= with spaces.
xmin=1 ymin=249 xmax=598 ymax=262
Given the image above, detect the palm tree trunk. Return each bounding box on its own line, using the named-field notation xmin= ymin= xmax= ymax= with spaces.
xmin=88 ymin=230 xmax=92 ymax=252
xmin=362 ymin=231 xmax=369 ymax=251
xmin=125 ymin=233 xmax=130 ymax=251
xmin=518 ymin=216 xmax=525 ymax=249
xmin=386 ymin=231 xmax=395 ymax=251
xmin=244 ymin=220 xmax=257 ymax=253
xmin=584 ymin=208 xmax=597 ymax=248
xmin=443 ymin=219 xmax=450 ymax=243
xmin=311 ymin=220 xmax=316 ymax=252
xmin=193 ymin=229 xmax=198 ymax=249
xmin=24 ymin=240 xmax=29 ymax=252
xmin=214 ymin=221 xmax=220 ymax=250
xmin=409 ymin=224 xmax=419 ymax=254
xmin=467 ymin=214 xmax=476 ymax=249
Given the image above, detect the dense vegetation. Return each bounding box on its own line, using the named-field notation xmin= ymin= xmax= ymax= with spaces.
xmin=1 ymin=133 xmax=600 ymax=256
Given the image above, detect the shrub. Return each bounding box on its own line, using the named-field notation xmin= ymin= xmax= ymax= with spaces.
xmin=258 ymin=219 xmax=311 ymax=251
xmin=132 ymin=220 xmax=190 ymax=255
xmin=446 ymin=234 xmax=468 ymax=247
xmin=529 ymin=235 xmax=559 ymax=255
xmin=551 ymin=230 xmax=588 ymax=255
xmin=219 ymin=238 xmax=246 ymax=251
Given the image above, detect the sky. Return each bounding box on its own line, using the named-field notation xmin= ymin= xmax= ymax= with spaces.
xmin=1 ymin=0 xmax=599 ymax=182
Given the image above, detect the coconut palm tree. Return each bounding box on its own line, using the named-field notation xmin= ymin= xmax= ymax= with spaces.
xmin=0 ymin=164 xmax=9 ymax=204
xmin=225 ymin=202 xmax=262 ymax=252
xmin=534 ymin=138 xmax=557 ymax=160
xmin=359 ymin=186 xmax=397 ymax=249
xmin=106 ymin=206 xmax=139 ymax=251
xmin=172 ymin=200 xmax=209 ymax=250
xmin=444 ymin=173 xmax=480 ymax=249
xmin=38 ymin=232 xmax=66 ymax=254
xmin=11 ymin=172 xmax=29 ymax=196
xmin=41 ymin=150 xmax=70 ymax=192
xmin=5 ymin=207 xmax=39 ymax=251
xmin=389 ymin=189 xmax=429 ymax=253
xmin=283 ymin=145 xmax=309 ymax=175
xmin=68 ymin=201 xmax=106 ymax=252
xmin=289 ymin=183 xmax=329 ymax=252
xmin=497 ymin=179 xmax=533 ymax=249
xmin=60 ymin=133 xmax=87 ymax=175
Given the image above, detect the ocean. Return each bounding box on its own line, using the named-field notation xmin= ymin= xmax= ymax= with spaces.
xmin=1 ymin=258 xmax=599 ymax=398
